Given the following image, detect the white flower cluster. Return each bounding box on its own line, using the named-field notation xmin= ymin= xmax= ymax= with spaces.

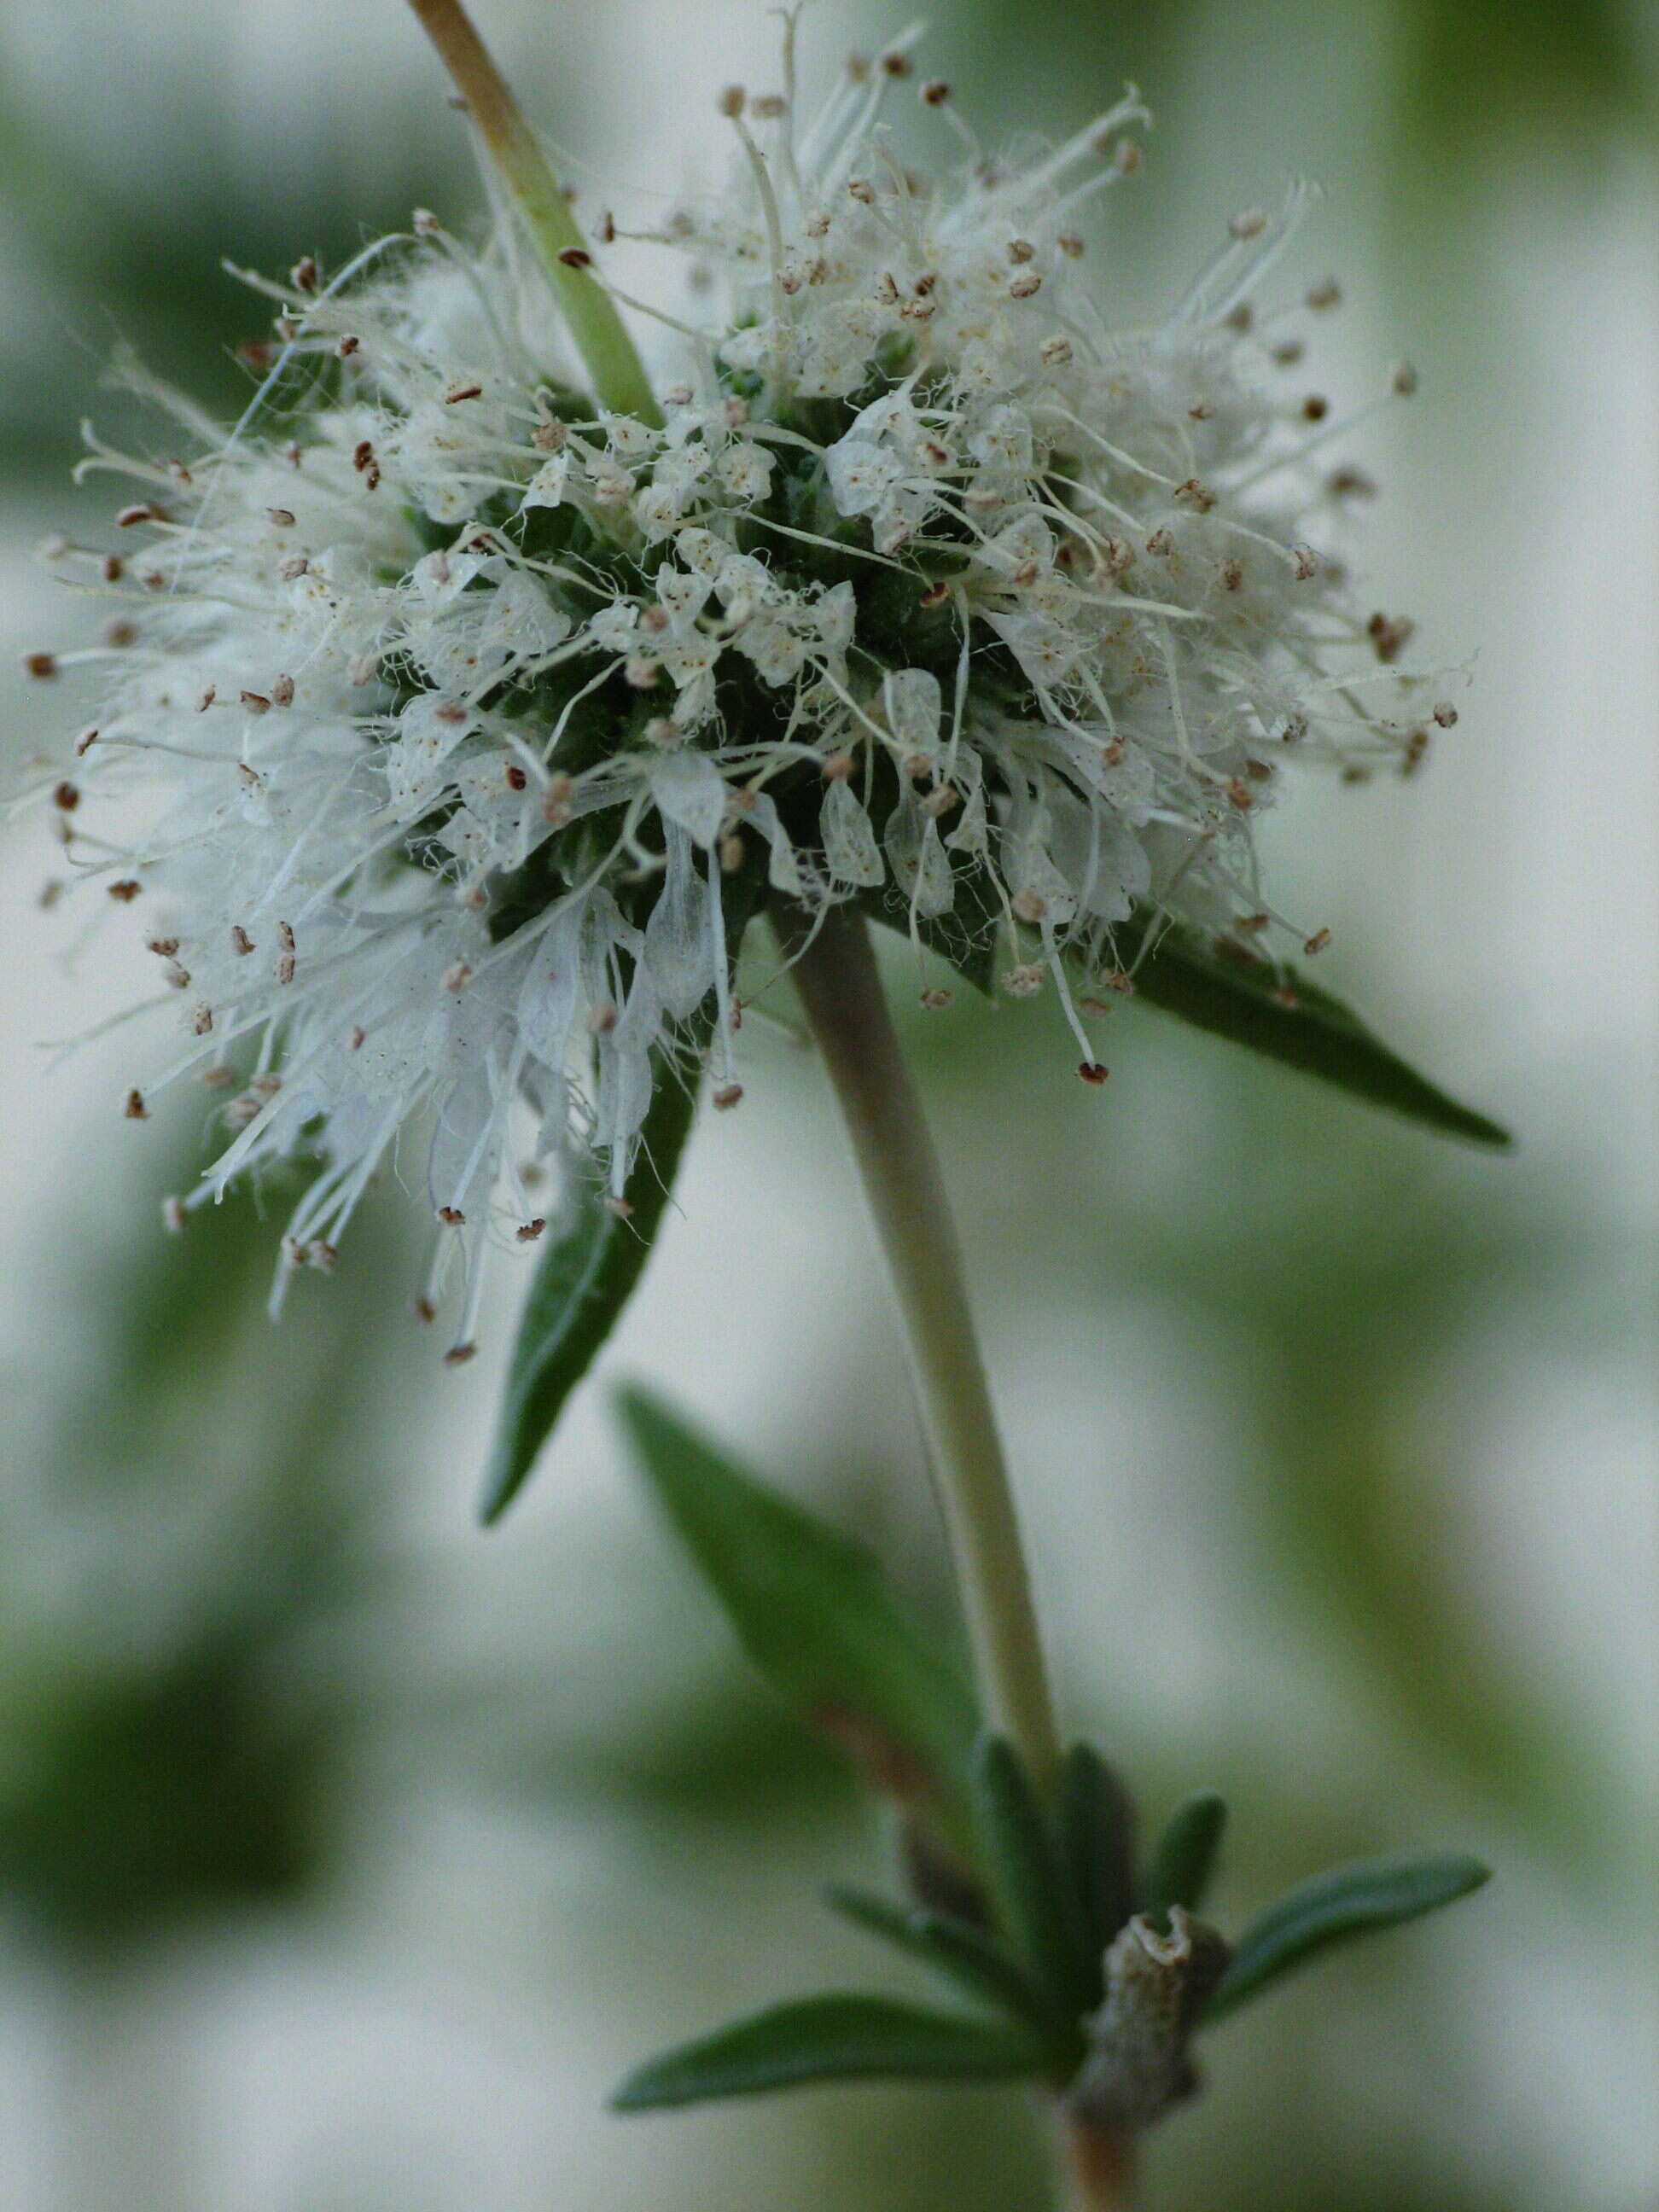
xmin=29 ymin=28 xmax=1454 ymax=1351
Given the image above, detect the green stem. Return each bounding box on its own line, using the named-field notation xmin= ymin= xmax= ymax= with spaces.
xmin=403 ymin=0 xmax=661 ymax=424
xmin=783 ymin=905 xmax=1062 ymax=1796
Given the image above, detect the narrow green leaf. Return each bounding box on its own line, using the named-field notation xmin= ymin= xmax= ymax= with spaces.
xmin=617 ymin=1389 xmax=981 ymax=1824
xmin=1204 ymin=1852 xmax=1491 ymax=2023
xmin=1123 ymin=920 xmax=1511 ymax=1149
xmin=1142 ymin=1791 xmax=1228 ymax=1929
xmin=611 ymin=1994 xmax=1044 ymax=2110
xmin=823 ymin=1883 xmax=1068 ymax=2050
xmin=480 ymin=1055 xmax=700 ymax=1523
xmin=1057 ymin=1743 xmax=1138 ymax=1976
xmin=969 ymin=1735 xmax=1093 ymax=2017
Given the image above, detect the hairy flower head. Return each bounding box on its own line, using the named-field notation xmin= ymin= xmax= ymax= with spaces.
xmin=26 ymin=25 xmax=1454 ymax=1347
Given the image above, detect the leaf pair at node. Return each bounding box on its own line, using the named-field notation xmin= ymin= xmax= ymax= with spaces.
xmin=607 ymin=1394 xmax=1490 ymax=2116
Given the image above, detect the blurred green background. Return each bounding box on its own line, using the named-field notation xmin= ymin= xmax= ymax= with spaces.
xmin=0 ymin=2 xmax=1653 ymax=2207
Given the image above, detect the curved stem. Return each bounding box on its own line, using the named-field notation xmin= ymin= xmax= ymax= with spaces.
xmin=403 ymin=0 xmax=661 ymax=424
xmin=783 ymin=905 xmax=1062 ymax=1795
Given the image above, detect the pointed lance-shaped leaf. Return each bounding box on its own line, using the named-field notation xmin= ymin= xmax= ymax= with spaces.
xmin=1203 ymin=1851 xmax=1492 ymax=2023
xmin=823 ymin=1883 xmax=1074 ymax=2061
xmin=617 ymin=1388 xmax=981 ymax=1830
xmin=1057 ymin=1743 xmax=1138 ymax=1984
xmin=1122 ymin=919 xmax=1511 ymax=1149
xmin=611 ymin=1993 xmax=1045 ymax=2110
xmin=479 ymin=1052 xmax=701 ymax=1523
xmin=1141 ymin=1791 xmax=1228 ymax=1930
xmin=969 ymin=1734 xmax=1096 ymax=2018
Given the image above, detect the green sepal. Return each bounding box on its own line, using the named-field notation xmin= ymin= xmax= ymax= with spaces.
xmin=1203 ymin=1851 xmax=1491 ymax=2023
xmin=1057 ymin=1743 xmax=1138 ymax=1984
xmin=611 ymin=1993 xmax=1045 ymax=2110
xmin=823 ymin=1883 xmax=1074 ymax=2063
xmin=479 ymin=1051 xmax=700 ymax=1524
xmin=1141 ymin=1790 xmax=1228 ymax=1930
xmin=969 ymin=1734 xmax=1095 ymax=2019
xmin=617 ymin=1389 xmax=981 ymax=1835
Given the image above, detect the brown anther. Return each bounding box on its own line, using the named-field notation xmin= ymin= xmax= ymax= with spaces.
xmin=25 ymin=651 xmax=57 ymax=679
xmin=1225 ymin=302 xmax=1254 ymax=333
xmin=1102 ymin=737 xmax=1126 ymax=766
xmin=266 ymin=507 xmax=296 ymax=528
xmin=1328 ymin=466 xmax=1376 ymax=499
xmin=436 ymin=1206 xmax=465 ymax=1226
xmin=1188 ymin=400 xmax=1215 ymax=420
xmin=556 ymin=247 xmax=593 ymax=270
xmin=444 ymin=380 xmax=484 ymax=405
xmin=1304 ymin=928 xmax=1332 ymax=955
xmin=230 ymin=925 xmax=254 ymax=956
xmin=442 ymin=961 xmax=472 ymax=993
xmin=100 ymin=553 xmax=125 ymax=583
xmin=103 ymin=619 xmax=137 ymax=649
xmin=1078 ymin=1061 xmax=1110 ymax=1086
xmin=1272 ymin=341 xmax=1306 ymax=368
xmin=717 ymin=84 xmax=747 ymax=118
xmin=921 ymin=77 xmax=950 ymax=105
xmin=879 ymin=48 xmax=911 ymax=75
xmin=1367 ymin=610 xmax=1415 ymax=664
xmin=1057 ymin=231 xmax=1085 ymax=257
xmin=1226 ymin=777 xmax=1254 ymax=811
xmin=595 ymin=209 xmax=617 ymax=244
xmin=1114 ymin=138 xmax=1142 ymax=175
xmin=352 ymin=439 xmax=375 ymax=474
xmin=1146 ymin=527 xmax=1175 ymax=556
xmin=920 ymin=987 xmax=952 ymax=1010
xmin=1219 ymin=557 xmax=1244 ymax=591
xmin=1306 ymin=276 xmax=1341 ymax=310
xmin=117 ymin=502 xmax=166 ymax=529
xmin=504 ymin=762 xmax=528 ymax=792
xmin=108 ymin=879 xmax=141 ymax=902
xmin=1291 ymin=544 xmax=1318 ymax=580
xmin=412 ymin=1293 xmax=437 ymax=1324
xmin=1007 ymin=237 xmax=1036 ymax=265
xmin=847 ymin=178 xmax=876 ymax=205
xmin=241 ymin=690 xmax=271 ymax=715
xmin=1342 ymin=765 xmax=1372 ymax=785
xmin=443 ymin=1342 xmax=478 ymax=1368
xmin=1391 ymin=361 xmax=1419 ymax=396
xmin=192 ymin=1003 xmax=214 ymax=1036
xmin=124 ymin=1087 xmax=148 ymax=1120
xmin=1432 ymin=701 xmax=1458 ymax=728
xmin=1011 ymin=888 xmax=1047 ymax=924
xmin=337 ymin=335 xmax=361 ymax=358
xmin=1008 ymin=271 xmax=1042 ymax=300
xmin=1245 ymin=757 xmax=1272 ymax=781
xmin=587 ymin=1002 xmax=617 ymax=1036
xmin=515 ymin=1219 xmax=546 ymax=1243
xmin=1402 ymin=728 xmax=1430 ymax=775
xmin=1301 ymin=393 xmax=1329 ymax=422
xmin=51 ymin=780 xmax=79 ymax=812
xmin=712 ymin=1082 xmax=744 ymax=1110
xmin=348 ymin=1025 xmax=365 ymax=1050
xmin=290 ymin=255 xmax=319 ymax=293
xmin=1271 ymin=985 xmax=1301 ymax=1009
xmin=1174 ymin=478 xmax=1214 ymax=511
xmin=1040 ymin=334 xmax=1074 ymax=366
xmin=146 ymin=934 xmax=179 ymax=957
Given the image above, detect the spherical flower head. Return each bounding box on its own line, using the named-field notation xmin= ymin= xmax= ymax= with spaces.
xmin=28 ymin=27 xmax=1453 ymax=1342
